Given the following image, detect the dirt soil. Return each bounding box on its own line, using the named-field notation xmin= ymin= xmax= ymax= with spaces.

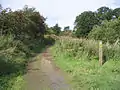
xmin=24 ymin=48 xmax=70 ymax=90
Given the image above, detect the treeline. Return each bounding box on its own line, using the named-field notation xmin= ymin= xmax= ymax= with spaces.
xmin=47 ymin=24 xmax=73 ymax=36
xmin=74 ymin=6 xmax=120 ymax=43
xmin=46 ymin=6 xmax=120 ymax=43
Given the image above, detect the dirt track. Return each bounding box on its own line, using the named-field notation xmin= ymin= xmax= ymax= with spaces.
xmin=24 ymin=48 xmax=70 ymax=90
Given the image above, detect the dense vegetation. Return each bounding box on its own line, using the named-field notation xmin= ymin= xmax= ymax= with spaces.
xmin=47 ymin=23 xmax=61 ymax=35
xmin=0 ymin=3 xmax=120 ymax=89
xmin=74 ymin=6 xmax=120 ymax=42
xmin=0 ymin=5 xmax=55 ymax=89
xmin=88 ymin=18 xmax=120 ymax=43
xmin=51 ymin=37 xmax=120 ymax=89
xmin=50 ymin=7 xmax=120 ymax=89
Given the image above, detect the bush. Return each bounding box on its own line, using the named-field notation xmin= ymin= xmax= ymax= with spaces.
xmin=0 ymin=35 xmax=27 ymax=75
xmin=0 ymin=6 xmax=46 ymax=40
xmin=88 ymin=18 xmax=120 ymax=43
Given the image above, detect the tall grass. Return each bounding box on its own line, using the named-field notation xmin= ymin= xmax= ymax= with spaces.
xmin=55 ymin=36 xmax=120 ymax=61
xmin=51 ymin=36 xmax=120 ymax=90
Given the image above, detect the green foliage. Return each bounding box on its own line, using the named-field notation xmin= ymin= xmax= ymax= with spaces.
xmin=0 ymin=34 xmax=51 ymax=89
xmin=97 ymin=6 xmax=113 ymax=21
xmin=88 ymin=18 xmax=120 ymax=43
xmin=0 ymin=5 xmax=46 ymax=39
xmin=44 ymin=35 xmax=55 ymax=45
xmin=0 ymin=5 xmax=52 ymax=90
xmin=60 ymin=30 xmax=72 ymax=36
xmin=50 ymin=24 xmax=61 ymax=35
xmin=74 ymin=6 xmax=120 ymax=38
xmin=46 ymin=27 xmax=56 ymax=35
xmin=0 ymin=35 xmax=27 ymax=89
xmin=46 ymin=24 xmax=61 ymax=35
xmin=74 ymin=11 xmax=99 ymax=37
xmin=112 ymin=8 xmax=120 ymax=18
xmin=51 ymin=37 xmax=120 ymax=89
xmin=64 ymin=26 xmax=70 ymax=31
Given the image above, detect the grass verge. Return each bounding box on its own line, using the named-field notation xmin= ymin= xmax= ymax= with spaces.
xmin=50 ymin=37 xmax=120 ymax=90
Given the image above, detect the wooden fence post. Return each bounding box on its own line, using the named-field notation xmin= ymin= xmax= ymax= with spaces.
xmin=99 ymin=41 xmax=103 ymax=65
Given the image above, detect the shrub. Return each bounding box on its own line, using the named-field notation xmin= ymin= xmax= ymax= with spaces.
xmin=0 ymin=6 xmax=46 ymax=40
xmin=88 ymin=18 xmax=120 ymax=43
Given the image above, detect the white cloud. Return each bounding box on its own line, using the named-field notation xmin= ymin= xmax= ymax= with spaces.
xmin=1 ymin=0 xmax=119 ymax=29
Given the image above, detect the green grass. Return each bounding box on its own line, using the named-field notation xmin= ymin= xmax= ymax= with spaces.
xmin=51 ymin=37 xmax=120 ymax=90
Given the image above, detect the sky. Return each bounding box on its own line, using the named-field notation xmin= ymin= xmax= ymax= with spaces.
xmin=1 ymin=0 xmax=120 ymax=29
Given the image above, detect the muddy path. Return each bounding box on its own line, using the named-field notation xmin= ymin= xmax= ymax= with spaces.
xmin=24 ymin=48 xmax=70 ymax=90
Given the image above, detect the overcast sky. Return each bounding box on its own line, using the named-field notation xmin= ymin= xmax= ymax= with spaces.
xmin=1 ymin=0 xmax=120 ymax=29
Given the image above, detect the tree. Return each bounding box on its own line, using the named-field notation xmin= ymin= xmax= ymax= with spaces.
xmin=97 ymin=6 xmax=110 ymax=14
xmin=51 ymin=24 xmax=61 ymax=35
xmin=88 ymin=18 xmax=120 ymax=43
xmin=96 ymin=6 xmax=113 ymax=21
xmin=64 ymin=26 xmax=70 ymax=31
xmin=22 ymin=5 xmax=46 ymax=37
xmin=45 ymin=25 xmax=55 ymax=35
xmin=74 ymin=11 xmax=99 ymax=37
xmin=0 ymin=4 xmax=2 ymax=12
xmin=113 ymin=8 xmax=120 ymax=18
xmin=0 ymin=5 xmax=46 ymax=39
